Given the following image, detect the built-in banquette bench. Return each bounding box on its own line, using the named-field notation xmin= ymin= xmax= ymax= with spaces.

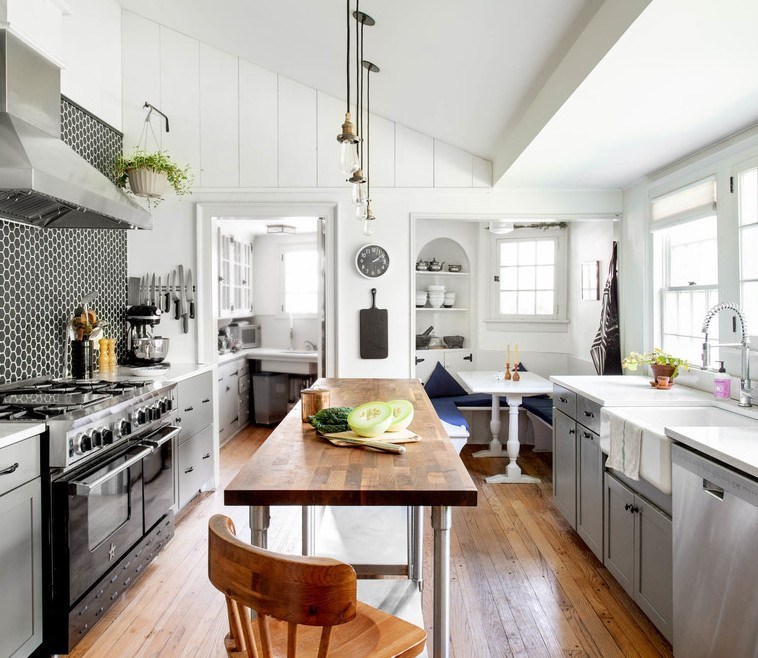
xmin=423 ymin=362 xmax=554 ymax=452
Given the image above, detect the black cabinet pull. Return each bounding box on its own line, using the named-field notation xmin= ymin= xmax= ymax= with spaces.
xmin=415 ymin=357 xmax=425 ymax=365
xmin=582 ymin=432 xmax=593 ymax=440
xmin=184 ymin=466 xmax=194 ymax=474
xmin=624 ymin=503 xmax=632 ymax=511
xmin=202 ymin=398 xmax=210 ymax=404
xmin=463 ymin=354 xmax=473 ymax=362
xmin=559 ymin=396 xmax=568 ymax=403
xmin=0 ymin=462 xmax=19 ymax=476
xmin=568 ymin=428 xmax=576 ymax=435
xmin=202 ymin=453 xmax=211 ymax=460
xmin=175 ymin=417 xmax=182 ymax=423
xmin=631 ymin=505 xmax=639 ymax=514
xmin=584 ymin=410 xmax=594 ymax=418
xmin=184 ymin=406 xmax=194 ymax=412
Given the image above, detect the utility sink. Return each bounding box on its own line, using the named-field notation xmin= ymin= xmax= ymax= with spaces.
xmin=601 ymin=405 xmax=758 ymax=495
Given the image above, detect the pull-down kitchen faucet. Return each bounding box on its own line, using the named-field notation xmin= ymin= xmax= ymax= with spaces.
xmin=701 ymin=302 xmax=752 ymax=407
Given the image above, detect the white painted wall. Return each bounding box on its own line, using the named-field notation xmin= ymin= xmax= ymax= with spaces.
xmin=122 ymin=12 xmax=623 ymax=374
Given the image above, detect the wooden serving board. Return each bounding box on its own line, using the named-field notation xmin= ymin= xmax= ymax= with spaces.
xmin=322 ymin=429 xmax=421 ymax=444
xmin=359 ymin=288 xmax=388 ymax=359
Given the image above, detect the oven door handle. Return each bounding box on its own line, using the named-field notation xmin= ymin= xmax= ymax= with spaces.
xmin=69 ymin=447 xmax=153 ymax=495
xmin=140 ymin=425 xmax=181 ymax=449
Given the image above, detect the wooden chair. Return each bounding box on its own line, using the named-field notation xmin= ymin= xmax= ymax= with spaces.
xmin=208 ymin=514 xmax=427 ymax=658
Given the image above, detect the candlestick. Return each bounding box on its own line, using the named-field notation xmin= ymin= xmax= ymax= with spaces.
xmin=513 ymin=362 xmax=521 ymax=381
xmin=505 ymin=362 xmax=512 ymax=380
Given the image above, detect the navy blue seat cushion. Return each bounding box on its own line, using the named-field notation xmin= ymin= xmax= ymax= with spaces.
xmin=521 ymin=396 xmax=553 ymax=425
xmin=430 ymin=396 xmax=468 ymax=429
xmin=424 ymin=362 xmax=467 ymax=399
xmin=453 ymin=393 xmax=501 ymax=407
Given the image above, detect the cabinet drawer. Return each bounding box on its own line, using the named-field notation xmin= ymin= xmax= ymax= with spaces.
xmin=219 ymin=360 xmax=242 ymax=379
xmin=177 ymin=425 xmax=214 ymax=509
xmin=238 ymin=359 xmax=250 ymax=377
xmin=176 ymin=371 xmax=214 ymax=443
xmin=553 ymin=385 xmax=576 ymax=419
xmin=0 ymin=434 xmax=41 ymax=497
xmin=577 ymin=395 xmax=602 ymax=433
xmin=239 ymin=372 xmax=251 ymax=394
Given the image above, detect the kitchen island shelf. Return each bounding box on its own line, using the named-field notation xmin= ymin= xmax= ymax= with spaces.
xmin=415 ymin=307 xmax=469 ymax=312
xmin=416 ymin=271 xmax=470 ymax=277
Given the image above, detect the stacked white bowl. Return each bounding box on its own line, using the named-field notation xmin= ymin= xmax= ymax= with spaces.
xmin=427 ymin=284 xmax=445 ymax=308
xmin=415 ymin=290 xmax=428 ymax=307
xmin=443 ymin=292 xmax=456 ymax=308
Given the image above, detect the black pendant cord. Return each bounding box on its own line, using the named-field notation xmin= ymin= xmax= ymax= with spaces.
xmin=359 ymin=20 xmax=366 ymax=169
xmin=366 ymin=68 xmax=371 ymax=200
xmin=356 ymin=6 xmax=362 ymax=166
xmin=345 ymin=0 xmax=350 ymax=111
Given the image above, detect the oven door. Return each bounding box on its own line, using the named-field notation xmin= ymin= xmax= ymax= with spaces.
xmin=140 ymin=424 xmax=180 ymax=531
xmin=59 ymin=444 xmax=150 ymax=605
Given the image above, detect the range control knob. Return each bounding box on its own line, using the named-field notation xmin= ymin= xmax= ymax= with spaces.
xmin=137 ymin=408 xmax=147 ymax=425
xmin=116 ymin=419 xmax=131 ymax=438
xmin=152 ymin=404 xmax=162 ymax=420
xmin=102 ymin=429 xmax=114 ymax=445
xmin=91 ymin=429 xmax=103 ymax=448
xmin=75 ymin=433 xmax=92 ymax=455
xmin=159 ymin=398 xmax=167 ymax=414
xmin=164 ymin=396 xmax=173 ymax=411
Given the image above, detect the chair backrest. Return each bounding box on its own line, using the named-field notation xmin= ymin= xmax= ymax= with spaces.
xmin=208 ymin=514 xmax=358 ymax=657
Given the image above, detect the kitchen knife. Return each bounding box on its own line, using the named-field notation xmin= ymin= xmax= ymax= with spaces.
xmin=165 ymin=271 xmax=172 ymax=313
xmin=150 ymin=273 xmax=156 ymax=306
xmin=157 ymin=275 xmax=161 ymax=311
xmin=142 ymin=274 xmax=149 ymax=304
xmin=186 ymin=268 xmax=195 ymax=319
xmin=178 ymin=264 xmax=188 ymax=333
xmin=171 ymin=269 xmax=180 ymax=319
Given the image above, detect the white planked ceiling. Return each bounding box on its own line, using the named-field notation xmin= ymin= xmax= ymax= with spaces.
xmin=115 ymin=0 xmax=758 ymax=190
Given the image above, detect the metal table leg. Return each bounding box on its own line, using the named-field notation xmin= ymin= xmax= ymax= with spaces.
xmin=250 ymin=505 xmax=270 ymax=549
xmin=408 ymin=506 xmax=424 ymax=590
xmin=302 ymin=505 xmax=316 ymax=555
xmin=432 ymin=505 xmax=451 ymax=658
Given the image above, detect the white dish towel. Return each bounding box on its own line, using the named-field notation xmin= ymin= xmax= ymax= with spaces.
xmin=602 ymin=410 xmax=643 ymax=480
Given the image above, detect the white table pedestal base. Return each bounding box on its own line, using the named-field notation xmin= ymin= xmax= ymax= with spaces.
xmin=473 ymin=394 xmax=505 ymax=458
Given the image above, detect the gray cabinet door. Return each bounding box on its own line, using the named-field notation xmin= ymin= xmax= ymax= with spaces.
xmin=0 ymin=477 xmax=42 ymax=658
xmin=634 ymin=495 xmax=673 ymax=642
xmin=177 ymin=425 xmax=215 ymax=509
xmin=552 ymin=409 xmax=577 ymax=528
xmin=604 ymin=473 xmax=635 ymax=595
xmin=577 ymin=428 xmax=604 ymax=561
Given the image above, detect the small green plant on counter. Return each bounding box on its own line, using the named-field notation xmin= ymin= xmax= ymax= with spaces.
xmin=622 ymin=348 xmax=689 ymax=378
xmin=115 ymin=149 xmax=192 ymax=200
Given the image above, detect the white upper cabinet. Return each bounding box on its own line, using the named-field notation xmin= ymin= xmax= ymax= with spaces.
xmin=160 ymin=28 xmax=200 ymax=177
xmin=239 ymin=59 xmax=278 ymax=188
xmin=199 ymin=43 xmax=239 ymax=187
xmin=278 ymin=78 xmax=317 ymax=187
xmin=121 ymin=13 xmax=160 ymax=151
xmin=317 ymin=92 xmax=350 ymax=188
xmin=434 ymin=141 xmax=473 ymax=187
xmin=395 ymin=125 xmax=433 ymax=187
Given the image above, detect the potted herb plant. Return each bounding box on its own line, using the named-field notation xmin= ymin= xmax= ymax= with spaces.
xmin=115 ymin=149 xmax=192 ymax=202
xmin=622 ymin=348 xmax=689 ymax=383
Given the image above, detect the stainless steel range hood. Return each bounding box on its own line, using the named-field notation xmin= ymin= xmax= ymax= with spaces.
xmin=0 ymin=30 xmax=152 ymax=230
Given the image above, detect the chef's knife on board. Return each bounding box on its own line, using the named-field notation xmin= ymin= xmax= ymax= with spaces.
xmin=150 ymin=273 xmax=156 ymax=306
xmin=178 ymin=264 xmax=188 ymax=334
xmin=171 ymin=269 xmax=180 ymax=319
xmin=165 ymin=272 xmax=172 ymax=313
xmin=186 ymin=268 xmax=195 ymax=319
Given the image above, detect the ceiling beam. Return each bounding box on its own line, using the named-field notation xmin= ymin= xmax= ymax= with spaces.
xmin=492 ymin=0 xmax=652 ymax=186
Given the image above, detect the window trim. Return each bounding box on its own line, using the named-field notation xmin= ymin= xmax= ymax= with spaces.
xmin=488 ymin=227 xmax=568 ymax=323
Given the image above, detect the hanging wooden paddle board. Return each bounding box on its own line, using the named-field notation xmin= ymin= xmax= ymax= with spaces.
xmin=359 ymin=288 xmax=388 ymax=359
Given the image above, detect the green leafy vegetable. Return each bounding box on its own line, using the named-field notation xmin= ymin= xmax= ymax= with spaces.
xmin=307 ymin=407 xmax=353 ymax=434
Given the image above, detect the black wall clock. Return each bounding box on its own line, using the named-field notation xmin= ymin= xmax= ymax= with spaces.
xmin=355 ymin=244 xmax=389 ymax=278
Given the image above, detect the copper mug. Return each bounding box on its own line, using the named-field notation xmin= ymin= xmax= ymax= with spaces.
xmin=301 ymin=387 xmax=330 ymax=422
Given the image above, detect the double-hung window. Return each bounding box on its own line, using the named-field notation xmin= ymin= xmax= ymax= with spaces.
xmin=279 ymin=244 xmax=318 ymax=315
xmin=736 ymin=161 xmax=758 ymax=327
xmin=652 ymin=179 xmax=718 ymax=363
xmin=492 ymin=228 xmax=567 ymax=321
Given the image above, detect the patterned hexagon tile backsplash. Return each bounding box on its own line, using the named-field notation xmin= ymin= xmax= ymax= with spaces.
xmin=0 ymin=98 xmax=128 ymax=383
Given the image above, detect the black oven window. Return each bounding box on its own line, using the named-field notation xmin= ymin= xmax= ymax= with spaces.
xmin=87 ymin=463 xmax=131 ymax=550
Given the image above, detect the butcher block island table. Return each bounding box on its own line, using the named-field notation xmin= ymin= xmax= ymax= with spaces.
xmin=225 ymin=378 xmax=478 ymax=658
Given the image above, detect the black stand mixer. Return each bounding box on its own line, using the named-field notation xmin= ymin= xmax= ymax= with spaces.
xmin=126 ymin=305 xmax=170 ymax=367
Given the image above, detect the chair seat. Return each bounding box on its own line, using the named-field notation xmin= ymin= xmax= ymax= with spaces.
xmin=228 ymin=601 xmax=426 ymax=658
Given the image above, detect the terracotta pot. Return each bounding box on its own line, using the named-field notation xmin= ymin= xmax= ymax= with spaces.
xmin=127 ymin=167 xmax=169 ymax=198
xmin=650 ymin=363 xmax=676 ymax=382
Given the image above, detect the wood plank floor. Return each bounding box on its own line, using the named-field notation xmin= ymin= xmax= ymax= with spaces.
xmin=67 ymin=427 xmax=672 ymax=657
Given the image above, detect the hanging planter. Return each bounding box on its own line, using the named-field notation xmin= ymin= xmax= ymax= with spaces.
xmin=116 ymin=103 xmax=192 ymax=206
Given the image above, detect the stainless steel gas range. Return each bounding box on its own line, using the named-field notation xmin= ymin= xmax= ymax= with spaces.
xmin=0 ymin=376 xmax=179 ymax=654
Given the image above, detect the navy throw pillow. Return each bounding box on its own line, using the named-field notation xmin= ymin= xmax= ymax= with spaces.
xmin=424 ymin=362 xmax=467 ymax=399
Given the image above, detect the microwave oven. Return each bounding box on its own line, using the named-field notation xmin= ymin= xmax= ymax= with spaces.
xmin=230 ymin=323 xmax=260 ymax=348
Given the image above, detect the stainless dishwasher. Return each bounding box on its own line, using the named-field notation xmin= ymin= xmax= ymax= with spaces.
xmin=672 ymin=444 xmax=758 ymax=657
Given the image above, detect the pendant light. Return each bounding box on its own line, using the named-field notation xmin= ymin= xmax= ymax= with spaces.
xmin=336 ymin=0 xmax=359 ymax=173
xmin=361 ymin=59 xmax=379 ymax=236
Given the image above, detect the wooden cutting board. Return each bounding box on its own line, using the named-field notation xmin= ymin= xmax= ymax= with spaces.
xmin=359 ymin=288 xmax=388 ymax=359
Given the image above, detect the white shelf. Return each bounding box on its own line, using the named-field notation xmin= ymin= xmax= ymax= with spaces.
xmin=415 ymin=270 xmax=469 ymax=277
xmin=415 ymin=307 xmax=469 ymax=312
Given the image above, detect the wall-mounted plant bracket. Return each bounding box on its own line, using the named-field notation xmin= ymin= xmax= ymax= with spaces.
xmin=143 ymin=102 xmax=170 ymax=133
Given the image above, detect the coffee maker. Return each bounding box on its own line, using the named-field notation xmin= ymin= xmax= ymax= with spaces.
xmin=126 ymin=305 xmax=170 ymax=365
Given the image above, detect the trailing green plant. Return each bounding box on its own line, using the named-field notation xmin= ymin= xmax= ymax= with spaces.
xmin=622 ymin=348 xmax=689 ymax=378
xmin=115 ymin=149 xmax=192 ymax=200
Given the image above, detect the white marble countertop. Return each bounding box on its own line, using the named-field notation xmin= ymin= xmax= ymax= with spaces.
xmin=550 ymin=375 xmax=714 ymax=406
xmin=113 ymin=363 xmax=215 ymax=384
xmin=665 ymin=426 xmax=758 ymax=480
xmin=219 ymin=347 xmax=318 ymax=363
xmin=0 ymin=422 xmax=46 ymax=450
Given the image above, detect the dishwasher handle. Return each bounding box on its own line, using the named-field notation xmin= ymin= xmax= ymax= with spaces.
xmin=703 ymin=478 xmax=725 ymax=501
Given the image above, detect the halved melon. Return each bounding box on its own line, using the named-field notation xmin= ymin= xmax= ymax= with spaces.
xmin=347 ymin=401 xmax=393 ymax=437
xmin=386 ymin=399 xmax=414 ymax=432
